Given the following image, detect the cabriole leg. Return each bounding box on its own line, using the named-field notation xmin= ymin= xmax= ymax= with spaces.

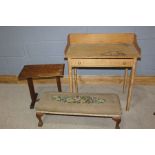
xmin=112 ymin=117 xmax=121 ymax=129
xmin=36 ymin=112 xmax=44 ymax=127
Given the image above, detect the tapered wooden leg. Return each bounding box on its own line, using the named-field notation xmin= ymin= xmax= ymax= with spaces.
xmin=74 ymin=68 xmax=78 ymax=93
xmin=36 ymin=112 xmax=44 ymax=127
xmin=112 ymin=117 xmax=121 ymax=129
xmin=123 ymin=68 xmax=128 ymax=93
xmin=126 ymin=59 xmax=137 ymax=111
xmin=56 ymin=77 xmax=62 ymax=92
xmin=27 ymin=78 xmax=38 ymax=109
xmin=68 ymin=59 xmax=73 ymax=92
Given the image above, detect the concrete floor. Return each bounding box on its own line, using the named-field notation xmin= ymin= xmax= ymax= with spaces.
xmin=0 ymin=83 xmax=155 ymax=128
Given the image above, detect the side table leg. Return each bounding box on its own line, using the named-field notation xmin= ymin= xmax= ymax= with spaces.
xmin=123 ymin=68 xmax=128 ymax=93
xmin=27 ymin=78 xmax=38 ymax=109
xmin=68 ymin=59 xmax=73 ymax=92
xmin=74 ymin=68 xmax=78 ymax=93
xmin=56 ymin=77 xmax=62 ymax=92
xmin=126 ymin=59 xmax=137 ymax=111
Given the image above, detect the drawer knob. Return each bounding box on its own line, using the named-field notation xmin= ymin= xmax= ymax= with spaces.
xmin=78 ymin=61 xmax=81 ymax=65
xmin=123 ymin=62 xmax=126 ymax=65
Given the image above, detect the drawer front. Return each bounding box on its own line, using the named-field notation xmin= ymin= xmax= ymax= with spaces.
xmin=70 ymin=59 xmax=134 ymax=67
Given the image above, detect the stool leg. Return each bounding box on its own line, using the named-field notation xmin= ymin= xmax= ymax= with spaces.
xmin=27 ymin=78 xmax=38 ymax=109
xmin=36 ymin=112 xmax=44 ymax=127
xmin=112 ymin=117 xmax=121 ymax=129
xmin=56 ymin=77 xmax=62 ymax=92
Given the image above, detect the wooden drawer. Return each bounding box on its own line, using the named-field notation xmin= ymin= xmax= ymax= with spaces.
xmin=70 ymin=59 xmax=134 ymax=67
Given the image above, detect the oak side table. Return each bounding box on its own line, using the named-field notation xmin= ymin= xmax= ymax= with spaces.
xmin=65 ymin=33 xmax=141 ymax=111
xmin=18 ymin=64 xmax=65 ymax=109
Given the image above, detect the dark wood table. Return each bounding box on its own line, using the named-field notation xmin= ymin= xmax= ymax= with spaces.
xmin=18 ymin=64 xmax=65 ymax=109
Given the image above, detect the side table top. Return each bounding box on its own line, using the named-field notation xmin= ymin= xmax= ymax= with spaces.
xmin=65 ymin=44 xmax=140 ymax=59
xmin=18 ymin=64 xmax=65 ymax=80
xmin=65 ymin=33 xmax=141 ymax=59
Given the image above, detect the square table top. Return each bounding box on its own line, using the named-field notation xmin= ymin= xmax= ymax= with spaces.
xmin=18 ymin=64 xmax=65 ymax=80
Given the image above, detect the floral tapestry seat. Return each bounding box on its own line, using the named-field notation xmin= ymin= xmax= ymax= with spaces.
xmin=35 ymin=92 xmax=121 ymax=128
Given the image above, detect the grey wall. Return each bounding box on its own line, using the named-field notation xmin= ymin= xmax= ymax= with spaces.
xmin=0 ymin=26 xmax=155 ymax=76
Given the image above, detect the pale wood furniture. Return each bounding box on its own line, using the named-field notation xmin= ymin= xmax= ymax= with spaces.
xmin=18 ymin=64 xmax=65 ymax=109
xmin=35 ymin=92 xmax=121 ymax=128
xmin=65 ymin=33 xmax=141 ymax=111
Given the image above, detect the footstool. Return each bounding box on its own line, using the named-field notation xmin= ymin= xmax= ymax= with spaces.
xmin=35 ymin=92 xmax=121 ymax=129
xmin=18 ymin=64 xmax=65 ymax=109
